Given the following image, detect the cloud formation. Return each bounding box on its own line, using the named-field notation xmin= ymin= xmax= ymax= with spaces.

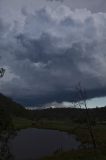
xmin=0 ymin=5 xmax=106 ymax=105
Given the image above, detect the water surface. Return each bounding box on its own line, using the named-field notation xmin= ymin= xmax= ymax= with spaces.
xmin=9 ymin=128 xmax=80 ymax=160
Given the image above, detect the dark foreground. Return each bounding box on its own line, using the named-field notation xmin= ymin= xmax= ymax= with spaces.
xmin=0 ymin=93 xmax=106 ymax=159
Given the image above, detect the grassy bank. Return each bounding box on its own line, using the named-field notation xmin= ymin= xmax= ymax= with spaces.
xmin=35 ymin=120 xmax=106 ymax=160
xmin=13 ymin=117 xmax=106 ymax=147
xmin=12 ymin=117 xmax=33 ymax=130
xmin=40 ymin=149 xmax=106 ymax=160
xmin=12 ymin=117 xmax=106 ymax=160
xmin=32 ymin=119 xmax=106 ymax=146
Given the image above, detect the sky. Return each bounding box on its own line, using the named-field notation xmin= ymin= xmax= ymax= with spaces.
xmin=0 ymin=0 xmax=106 ymax=106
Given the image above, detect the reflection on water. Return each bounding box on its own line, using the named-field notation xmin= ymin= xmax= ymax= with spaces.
xmin=9 ymin=128 xmax=80 ymax=160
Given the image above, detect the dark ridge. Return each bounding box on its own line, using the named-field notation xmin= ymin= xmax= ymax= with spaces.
xmin=0 ymin=93 xmax=27 ymax=117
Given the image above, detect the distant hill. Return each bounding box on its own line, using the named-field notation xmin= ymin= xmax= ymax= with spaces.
xmin=0 ymin=93 xmax=27 ymax=117
xmin=1 ymin=93 xmax=106 ymax=123
xmin=32 ymin=107 xmax=106 ymax=123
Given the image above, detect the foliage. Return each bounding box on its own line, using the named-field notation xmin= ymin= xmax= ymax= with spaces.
xmin=0 ymin=68 xmax=14 ymax=159
xmin=0 ymin=106 xmax=14 ymax=160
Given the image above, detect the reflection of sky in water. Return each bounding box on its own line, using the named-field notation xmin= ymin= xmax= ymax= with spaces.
xmin=87 ymin=97 xmax=106 ymax=108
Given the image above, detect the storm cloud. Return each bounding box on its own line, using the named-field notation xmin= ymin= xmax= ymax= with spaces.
xmin=0 ymin=5 xmax=106 ymax=105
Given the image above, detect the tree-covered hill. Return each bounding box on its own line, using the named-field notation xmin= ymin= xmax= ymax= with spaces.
xmin=0 ymin=93 xmax=28 ymax=118
xmin=0 ymin=92 xmax=106 ymax=123
xmin=32 ymin=107 xmax=106 ymax=123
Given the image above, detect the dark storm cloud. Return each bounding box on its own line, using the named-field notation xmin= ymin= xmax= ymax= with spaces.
xmin=47 ymin=0 xmax=106 ymax=12
xmin=15 ymin=88 xmax=106 ymax=106
xmin=0 ymin=5 xmax=106 ymax=105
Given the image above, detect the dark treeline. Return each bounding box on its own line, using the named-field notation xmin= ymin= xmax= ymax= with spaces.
xmin=0 ymin=93 xmax=106 ymax=124
xmin=31 ymin=107 xmax=106 ymax=123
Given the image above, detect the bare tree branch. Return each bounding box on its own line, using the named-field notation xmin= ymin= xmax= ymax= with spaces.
xmin=75 ymin=83 xmax=97 ymax=150
xmin=0 ymin=68 xmax=5 ymax=78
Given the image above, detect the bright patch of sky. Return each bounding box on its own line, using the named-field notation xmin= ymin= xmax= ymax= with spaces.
xmin=64 ymin=97 xmax=106 ymax=108
xmin=62 ymin=97 xmax=106 ymax=108
xmin=87 ymin=97 xmax=106 ymax=108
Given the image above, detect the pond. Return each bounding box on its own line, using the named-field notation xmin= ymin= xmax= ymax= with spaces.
xmin=9 ymin=128 xmax=81 ymax=160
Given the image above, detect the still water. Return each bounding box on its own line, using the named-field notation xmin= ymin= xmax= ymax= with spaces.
xmin=9 ymin=128 xmax=80 ymax=160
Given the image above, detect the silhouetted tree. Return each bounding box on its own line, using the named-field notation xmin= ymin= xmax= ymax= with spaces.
xmin=0 ymin=68 xmax=14 ymax=160
xmin=0 ymin=68 xmax=5 ymax=78
xmin=75 ymin=83 xmax=97 ymax=150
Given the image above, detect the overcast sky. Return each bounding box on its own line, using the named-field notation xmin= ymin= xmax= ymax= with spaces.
xmin=0 ymin=0 xmax=106 ymax=106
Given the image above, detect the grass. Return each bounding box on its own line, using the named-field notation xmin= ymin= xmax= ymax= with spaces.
xmin=12 ymin=117 xmax=106 ymax=160
xmin=13 ymin=117 xmax=106 ymax=147
xmin=40 ymin=149 xmax=106 ymax=160
xmin=32 ymin=119 xmax=106 ymax=160
xmin=32 ymin=119 xmax=106 ymax=145
xmin=12 ymin=116 xmax=33 ymax=130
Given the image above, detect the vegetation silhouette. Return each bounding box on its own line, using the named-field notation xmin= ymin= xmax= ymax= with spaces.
xmin=0 ymin=68 xmax=14 ymax=160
